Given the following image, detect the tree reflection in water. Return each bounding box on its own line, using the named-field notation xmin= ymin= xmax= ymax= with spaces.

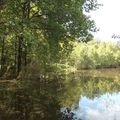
xmin=0 ymin=79 xmax=75 ymax=120
xmin=0 ymin=73 xmax=120 ymax=120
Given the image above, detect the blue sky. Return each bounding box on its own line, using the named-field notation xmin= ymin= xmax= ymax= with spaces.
xmin=89 ymin=0 xmax=120 ymax=42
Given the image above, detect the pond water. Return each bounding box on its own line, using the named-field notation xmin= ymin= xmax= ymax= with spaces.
xmin=72 ymin=93 xmax=120 ymax=120
xmin=0 ymin=69 xmax=120 ymax=120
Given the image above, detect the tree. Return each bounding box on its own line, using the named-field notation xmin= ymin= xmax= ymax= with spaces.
xmin=0 ymin=0 xmax=99 ymax=77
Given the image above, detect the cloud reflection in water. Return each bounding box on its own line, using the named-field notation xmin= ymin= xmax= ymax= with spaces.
xmin=74 ymin=92 xmax=120 ymax=120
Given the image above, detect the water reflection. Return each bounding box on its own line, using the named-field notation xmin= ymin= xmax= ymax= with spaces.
xmin=0 ymin=72 xmax=120 ymax=120
xmin=74 ymin=92 xmax=120 ymax=120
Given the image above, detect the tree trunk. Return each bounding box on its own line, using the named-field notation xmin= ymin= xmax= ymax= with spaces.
xmin=14 ymin=37 xmax=17 ymax=76
xmin=0 ymin=37 xmax=5 ymax=76
xmin=17 ymin=36 xmax=22 ymax=75
xmin=24 ymin=41 xmax=27 ymax=66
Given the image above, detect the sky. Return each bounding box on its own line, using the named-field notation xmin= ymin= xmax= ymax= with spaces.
xmin=89 ymin=0 xmax=120 ymax=42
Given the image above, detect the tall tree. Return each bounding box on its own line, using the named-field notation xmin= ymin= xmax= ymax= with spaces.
xmin=0 ymin=0 xmax=99 ymax=77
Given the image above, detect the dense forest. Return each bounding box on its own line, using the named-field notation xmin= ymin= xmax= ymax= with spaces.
xmin=1 ymin=1 xmax=120 ymax=120
xmin=0 ymin=0 xmax=99 ymax=79
xmin=0 ymin=0 xmax=120 ymax=81
xmin=69 ymin=41 xmax=120 ymax=69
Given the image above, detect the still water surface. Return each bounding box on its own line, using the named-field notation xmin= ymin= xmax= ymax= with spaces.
xmin=0 ymin=69 xmax=120 ymax=120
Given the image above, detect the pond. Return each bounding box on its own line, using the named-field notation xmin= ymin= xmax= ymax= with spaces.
xmin=0 ymin=69 xmax=120 ymax=120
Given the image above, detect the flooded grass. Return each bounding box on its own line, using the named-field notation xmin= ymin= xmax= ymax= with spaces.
xmin=77 ymin=68 xmax=120 ymax=78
